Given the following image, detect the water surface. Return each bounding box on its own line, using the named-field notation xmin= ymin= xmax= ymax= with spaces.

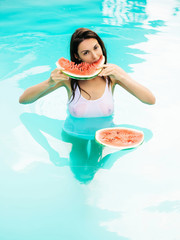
xmin=0 ymin=0 xmax=180 ymax=239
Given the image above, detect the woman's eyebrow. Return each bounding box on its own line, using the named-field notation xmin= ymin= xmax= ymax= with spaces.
xmin=81 ymin=44 xmax=98 ymax=53
xmin=81 ymin=49 xmax=89 ymax=53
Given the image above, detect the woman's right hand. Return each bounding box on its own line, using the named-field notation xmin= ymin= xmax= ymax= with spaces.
xmin=19 ymin=68 xmax=70 ymax=104
xmin=48 ymin=68 xmax=69 ymax=87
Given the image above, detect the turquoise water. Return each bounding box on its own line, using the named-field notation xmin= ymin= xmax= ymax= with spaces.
xmin=0 ymin=0 xmax=180 ymax=239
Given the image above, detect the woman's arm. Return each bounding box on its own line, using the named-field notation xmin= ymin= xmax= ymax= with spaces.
xmin=19 ymin=69 xmax=70 ymax=104
xmin=99 ymin=64 xmax=156 ymax=105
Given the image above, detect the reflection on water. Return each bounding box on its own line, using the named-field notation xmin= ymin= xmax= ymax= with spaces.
xmin=20 ymin=112 xmax=152 ymax=184
xmin=145 ymin=200 xmax=180 ymax=213
xmin=99 ymin=0 xmax=166 ymax=75
xmin=102 ymin=0 xmax=147 ymax=26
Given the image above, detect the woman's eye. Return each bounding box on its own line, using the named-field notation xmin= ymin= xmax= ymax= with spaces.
xmin=84 ymin=51 xmax=89 ymax=55
xmin=94 ymin=45 xmax=99 ymax=50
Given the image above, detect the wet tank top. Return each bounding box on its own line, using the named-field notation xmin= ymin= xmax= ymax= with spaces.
xmin=68 ymin=79 xmax=114 ymax=118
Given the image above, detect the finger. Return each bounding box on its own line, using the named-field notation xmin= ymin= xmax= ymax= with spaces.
xmin=57 ymin=69 xmax=66 ymax=75
xmin=99 ymin=69 xmax=114 ymax=76
xmin=99 ymin=66 xmax=114 ymax=73
xmin=58 ymin=70 xmax=64 ymax=74
xmin=56 ymin=67 xmax=65 ymax=72
xmin=96 ymin=64 xmax=109 ymax=70
xmin=98 ymin=63 xmax=115 ymax=70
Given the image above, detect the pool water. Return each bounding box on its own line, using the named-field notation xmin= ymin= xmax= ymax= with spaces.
xmin=0 ymin=0 xmax=180 ymax=239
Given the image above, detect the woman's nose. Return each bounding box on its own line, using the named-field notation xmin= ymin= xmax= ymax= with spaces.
xmin=91 ymin=51 xmax=98 ymax=59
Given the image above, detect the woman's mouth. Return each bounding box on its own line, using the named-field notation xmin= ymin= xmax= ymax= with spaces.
xmin=93 ymin=56 xmax=102 ymax=63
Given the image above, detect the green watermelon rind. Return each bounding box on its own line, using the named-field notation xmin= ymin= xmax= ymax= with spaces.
xmin=61 ymin=68 xmax=103 ymax=80
xmin=95 ymin=127 xmax=144 ymax=149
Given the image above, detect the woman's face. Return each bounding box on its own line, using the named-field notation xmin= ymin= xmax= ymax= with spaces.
xmin=77 ymin=38 xmax=103 ymax=64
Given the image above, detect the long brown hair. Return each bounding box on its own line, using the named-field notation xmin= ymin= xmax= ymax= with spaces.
xmin=69 ymin=28 xmax=111 ymax=101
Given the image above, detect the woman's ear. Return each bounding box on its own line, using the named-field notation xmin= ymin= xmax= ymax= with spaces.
xmin=75 ymin=54 xmax=81 ymax=61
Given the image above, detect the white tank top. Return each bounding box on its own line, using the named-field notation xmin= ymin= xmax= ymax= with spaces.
xmin=68 ymin=79 xmax=114 ymax=118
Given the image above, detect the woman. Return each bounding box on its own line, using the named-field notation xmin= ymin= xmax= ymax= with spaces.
xmin=19 ymin=28 xmax=155 ymax=182
xmin=19 ymin=28 xmax=156 ymax=116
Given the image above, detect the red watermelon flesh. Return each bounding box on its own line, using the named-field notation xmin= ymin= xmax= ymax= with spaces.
xmin=56 ymin=55 xmax=105 ymax=80
xmin=95 ymin=127 xmax=144 ymax=149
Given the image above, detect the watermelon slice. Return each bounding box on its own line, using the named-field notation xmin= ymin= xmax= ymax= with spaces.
xmin=95 ymin=127 xmax=144 ymax=149
xmin=56 ymin=55 xmax=105 ymax=80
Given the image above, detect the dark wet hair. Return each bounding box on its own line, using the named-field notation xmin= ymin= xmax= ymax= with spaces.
xmin=70 ymin=28 xmax=107 ymax=63
xmin=69 ymin=28 xmax=111 ymax=101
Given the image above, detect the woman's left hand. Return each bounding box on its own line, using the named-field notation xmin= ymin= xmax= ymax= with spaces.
xmin=98 ymin=63 xmax=127 ymax=81
xmin=98 ymin=64 xmax=156 ymax=105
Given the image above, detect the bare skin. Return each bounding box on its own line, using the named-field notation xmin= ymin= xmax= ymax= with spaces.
xmin=19 ymin=38 xmax=156 ymax=104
